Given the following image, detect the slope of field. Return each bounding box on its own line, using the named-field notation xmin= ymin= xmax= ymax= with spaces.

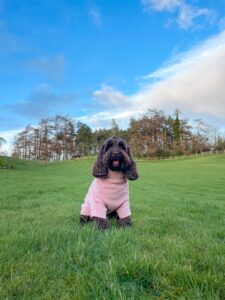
xmin=1 ymin=155 xmax=225 ymax=299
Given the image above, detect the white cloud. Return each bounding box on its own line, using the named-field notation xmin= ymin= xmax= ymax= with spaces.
xmin=141 ymin=0 xmax=215 ymax=30
xmin=79 ymin=109 xmax=136 ymax=129
xmin=94 ymin=85 xmax=129 ymax=107
xmin=86 ymin=30 xmax=225 ymax=130
xmin=142 ymin=0 xmax=182 ymax=12
xmin=178 ymin=3 xmax=213 ymax=30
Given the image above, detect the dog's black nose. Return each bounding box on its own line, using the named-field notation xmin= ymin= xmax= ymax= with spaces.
xmin=112 ymin=151 xmax=119 ymax=157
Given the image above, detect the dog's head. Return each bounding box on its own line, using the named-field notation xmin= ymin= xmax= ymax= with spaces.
xmin=92 ymin=136 xmax=139 ymax=180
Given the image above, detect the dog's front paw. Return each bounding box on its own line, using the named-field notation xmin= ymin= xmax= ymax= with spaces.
xmin=80 ymin=215 xmax=90 ymax=225
xmin=92 ymin=217 xmax=109 ymax=230
xmin=118 ymin=216 xmax=132 ymax=228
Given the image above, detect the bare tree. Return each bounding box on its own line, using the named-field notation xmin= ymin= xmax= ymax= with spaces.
xmin=192 ymin=119 xmax=211 ymax=154
xmin=129 ymin=109 xmax=168 ymax=157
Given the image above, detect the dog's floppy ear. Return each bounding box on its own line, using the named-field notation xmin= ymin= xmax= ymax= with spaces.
xmin=92 ymin=143 xmax=108 ymax=178
xmin=125 ymin=146 xmax=139 ymax=181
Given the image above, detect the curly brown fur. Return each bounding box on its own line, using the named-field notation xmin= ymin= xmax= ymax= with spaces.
xmin=117 ymin=216 xmax=132 ymax=228
xmin=92 ymin=143 xmax=108 ymax=178
xmin=108 ymin=211 xmax=132 ymax=228
xmin=92 ymin=137 xmax=138 ymax=180
xmin=80 ymin=215 xmax=90 ymax=225
xmin=91 ymin=217 xmax=109 ymax=230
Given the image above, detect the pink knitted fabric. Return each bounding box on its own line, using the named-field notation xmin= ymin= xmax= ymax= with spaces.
xmin=80 ymin=170 xmax=131 ymax=219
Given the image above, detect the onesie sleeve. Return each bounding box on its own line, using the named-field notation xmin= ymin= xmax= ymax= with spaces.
xmin=116 ymin=200 xmax=131 ymax=219
xmin=90 ymin=199 xmax=107 ymax=219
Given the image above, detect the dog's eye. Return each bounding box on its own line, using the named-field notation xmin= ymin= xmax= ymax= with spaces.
xmin=118 ymin=142 xmax=126 ymax=150
xmin=105 ymin=142 xmax=113 ymax=151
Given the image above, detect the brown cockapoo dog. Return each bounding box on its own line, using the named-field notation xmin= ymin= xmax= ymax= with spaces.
xmin=80 ymin=136 xmax=139 ymax=229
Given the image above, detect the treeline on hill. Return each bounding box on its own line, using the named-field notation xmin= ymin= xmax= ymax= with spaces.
xmin=11 ymin=109 xmax=225 ymax=161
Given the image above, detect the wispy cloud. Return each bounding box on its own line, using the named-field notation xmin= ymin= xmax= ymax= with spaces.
xmin=6 ymin=85 xmax=78 ymax=120
xmin=79 ymin=109 xmax=135 ymax=129
xmin=85 ymin=30 xmax=225 ymax=129
xmin=141 ymin=0 xmax=215 ymax=30
xmin=26 ymin=54 xmax=67 ymax=82
xmin=142 ymin=0 xmax=182 ymax=12
xmin=89 ymin=5 xmax=102 ymax=27
xmin=94 ymin=85 xmax=129 ymax=107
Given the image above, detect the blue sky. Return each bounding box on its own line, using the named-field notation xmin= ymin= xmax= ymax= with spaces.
xmin=1 ymin=0 xmax=225 ymax=153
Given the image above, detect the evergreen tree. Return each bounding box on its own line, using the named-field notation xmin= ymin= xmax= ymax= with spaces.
xmin=173 ymin=109 xmax=181 ymax=154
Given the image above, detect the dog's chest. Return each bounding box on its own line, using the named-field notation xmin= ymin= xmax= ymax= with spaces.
xmin=92 ymin=176 xmax=129 ymax=208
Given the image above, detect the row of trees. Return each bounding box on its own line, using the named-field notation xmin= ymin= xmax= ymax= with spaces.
xmin=128 ymin=110 xmax=224 ymax=157
xmin=11 ymin=109 xmax=225 ymax=161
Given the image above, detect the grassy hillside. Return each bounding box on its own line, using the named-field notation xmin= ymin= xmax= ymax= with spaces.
xmin=1 ymin=155 xmax=225 ymax=299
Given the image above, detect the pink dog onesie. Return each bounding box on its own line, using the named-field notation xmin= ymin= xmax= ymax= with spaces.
xmin=80 ymin=170 xmax=131 ymax=219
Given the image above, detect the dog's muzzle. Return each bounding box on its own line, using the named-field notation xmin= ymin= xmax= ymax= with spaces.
xmin=109 ymin=152 xmax=124 ymax=170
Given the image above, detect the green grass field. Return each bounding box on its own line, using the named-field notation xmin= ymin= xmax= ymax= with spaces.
xmin=1 ymin=155 xmax=225 ymax=299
